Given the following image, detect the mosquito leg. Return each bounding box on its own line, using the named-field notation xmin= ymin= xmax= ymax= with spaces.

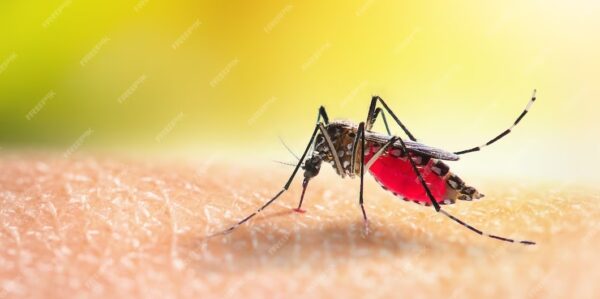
xmin=394 ymin=134 xmax=536 ymax=245
xmin=209 ymin=123 xmax=320 ymax=237
xmin=279 ymin=105 xmax=329 ymax=163
xmin=352 ymin=104 xmax=389 ymax=174
xmin=351 ymin=130 xmax=398 ymax=176
xmin=363 ymin=93 xmax=391 ymax=135
xmin=350 ymin=124 xmax=361 ymax=175
xmin=454 ymin=89 xmax=537 ymax=155
xmin=317 ymin=106 xmax=330 ymax=125
xmin=366 ymin=96 xmax=417 ymax=141
xmin=356 ymin=122 xmax=371 ymax=234
xmin=319 ymin=123 xmax=345 ymax=176
xmin=364 ymin=136 xmax=398 ymax=170
xmin=369 ymin=108 xmax=392 ymax=135
xmin=306 ymin=106 xmax=331 ymax=159
xmin=365 ymin=96 xmax=378 ymax=130
xmin=293 ymin=124 xmax=344 ymax=213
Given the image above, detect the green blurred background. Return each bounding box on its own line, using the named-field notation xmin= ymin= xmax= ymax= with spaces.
xmin=1 ymin=1 xmax=599 ymax=182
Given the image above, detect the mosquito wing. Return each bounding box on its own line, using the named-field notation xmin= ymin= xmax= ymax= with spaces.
xmin=365 ymin=131 xmax=460 ymax=161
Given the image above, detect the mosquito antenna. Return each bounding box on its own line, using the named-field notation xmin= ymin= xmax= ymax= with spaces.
xmin=278 ymin=136 xmax=300 ymax=160
xmin=273 ymin=160 xmax=302 ymax=167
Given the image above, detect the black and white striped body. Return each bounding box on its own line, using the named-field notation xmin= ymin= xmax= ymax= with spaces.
xmin=312 ymin=120 xmax=484 ymax=206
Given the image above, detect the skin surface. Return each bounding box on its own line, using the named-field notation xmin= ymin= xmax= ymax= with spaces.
xmin=1 ymin=153 xmax=599 ymax=299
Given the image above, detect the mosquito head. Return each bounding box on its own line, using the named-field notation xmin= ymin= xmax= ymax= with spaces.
xmin=302 ymin=155 xmax=323 ymax=179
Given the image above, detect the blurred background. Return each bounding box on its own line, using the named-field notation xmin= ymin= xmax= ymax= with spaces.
xmin=0 ymin=0 xmax=599 ymax=183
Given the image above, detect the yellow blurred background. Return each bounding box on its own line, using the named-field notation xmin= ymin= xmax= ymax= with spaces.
xmin=0 ymin=0 xmax=599 ymax=182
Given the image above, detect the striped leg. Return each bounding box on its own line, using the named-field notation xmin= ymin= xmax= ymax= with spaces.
xmin=318 ymin=123 xmax=345 ymax=177
xmin=366 ymin=96 xmax=417 ymax=141
xmin=355 ymin=123 xmax=401 ymax=234
xmin=454 ymin=90 xmax=537 ymax=155
xmin=394 ymin=134 xmax=536 ymax=245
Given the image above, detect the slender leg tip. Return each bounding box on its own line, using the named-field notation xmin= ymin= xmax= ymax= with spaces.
xmin=292 ymin=208 xmax=306 ymax=213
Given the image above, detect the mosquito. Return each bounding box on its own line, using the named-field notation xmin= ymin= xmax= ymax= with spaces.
xmin=213 ymin=90 xmax=538 ymax=245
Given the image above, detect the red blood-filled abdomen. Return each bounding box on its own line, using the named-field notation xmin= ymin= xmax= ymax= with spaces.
xmin=365 ymin=146 xmax=447 ymax=204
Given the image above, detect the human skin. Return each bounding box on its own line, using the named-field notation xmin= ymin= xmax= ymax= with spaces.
xmin=1 ymin=153 xmax=599 ymax=298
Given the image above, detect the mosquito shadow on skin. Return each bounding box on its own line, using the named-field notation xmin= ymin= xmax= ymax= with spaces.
xmin=183 ymin=217 xmax=479 ymax=273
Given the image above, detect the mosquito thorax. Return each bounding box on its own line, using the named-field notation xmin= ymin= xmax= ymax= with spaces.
xmin=312 ymin=121 xmax=362 ymax=178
